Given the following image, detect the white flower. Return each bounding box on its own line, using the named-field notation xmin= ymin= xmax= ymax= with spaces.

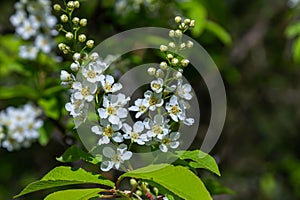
xmin=97 ymin=94 xmax=130 ymax=125
xmin=65 ymin=94 xmax=86 ymax=118
xmin=123 ymin=121 xmax=148 ymax=145
xmin=100 ymin=75 xmax=122 ymax=93
xmin=144 ymin=114 xmax=169 ymax=140
xmin=60 ymin=70 xmax=73 ymax=82
xmin=91 ymin=121 xmax=123 ymax=145
xmin=144 ymin=90 xmax=164 ymax=111
xmin=100 ymin=144 xmax=132 ymax=171
xmin=10 ymin=10 xmax=26 ymax=26
xmin=19 ymin=45 xmax=38 ymax=60
xmin=72 ymin=81 xmax=97 ymax=102
xmin=16 ymin=19 xmax=39 ymax=40
xmin=35 ymin=35 xmax=52 ymax=53
xmin=70 ymin=62 xmax=80 ymax=71
xmin=165 ymin=95 xmax=185 ymax=122
xmin=150 ymin=78 xmax=164 ymax=93
xmin=82 ymin=61 xmax=106 ymax=83
xmin=128 ymin=98 xmax=149 ymax=118
xmin=176 ymin=79 xmax=193 ymax=100
xmin=159 ymin=132 xmax=180 ymax=152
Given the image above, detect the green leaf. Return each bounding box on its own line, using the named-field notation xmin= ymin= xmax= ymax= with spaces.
xmin=176 ymin=150 xmax=220 ymax=176
xmin=38 ymin=98 xmax=60 ymax=120
xmin=205 ymin=20 xmax=232 ymax=45
xmin=14 ymin=166 xmax=114 ymax=198
xmin=293 ymin=37 xmax=300 ymax=63
xmin=179 ymin=0 xmax=207 ymax=37
xmin=44 ymin=188 xmax=103 ymax=200
xmin=120 ymin=164 xmax=212 ymax=200
xmin=57 ymin=146 xmax=101 ymax=165
xmin=0 ymin=85 xmax=39 ymax=100
xmin=286 ymin=22 xmax=300 ymax=38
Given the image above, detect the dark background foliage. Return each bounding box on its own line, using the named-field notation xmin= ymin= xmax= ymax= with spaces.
xmin=0 ymin=0 xmax=300 ymax=199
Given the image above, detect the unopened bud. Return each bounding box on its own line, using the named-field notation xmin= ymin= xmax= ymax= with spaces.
xmin=53 ymin=4 xmax=61 ymax=11
xmin=175 ymin=16 xmax=181 ymax=23
xmin=86 ymin=40 xmax=94 ymax=48
xmin=155 ymin=69 xmax=164 ymax=78
xmin=160 ymin=45 xmax=168 ymax=52
xmin=187 ymin=40 xmax=193 ymax=48
xmin=181 ymin=59 xmax=190 ymax=67
xmin=174 ymin=71 xmax=182 ymax=79
xmin=190 ymin=20 xmax=195 ymax=28
xmin=60 ymin=14 xmax=68 ymax=23
xmin=169 ymin=42 xmax=175 ymax=48
xmin=72 ymin=17 xmax=80 ymax=25
xmin=175 ymin=29 xmax=182 ymax=38
xmin=65 ymin=32 xmax=74 ymax=40
xmin=136 ymin=190 xmax=142 ymax=196
xmin=130 ymin=179 xmax=137 ymax=186
xmin=70 ymin=62 xmax=79 ymax=71
xmin=159 ymin=62 xmax=168 ymax=70
xmin=78 ymin=34 xmax=86 ymax=42
xmin=171 ymin=58 xmax=179 ymax=66
xmin=60 ymin=70 xmax=71 ymax=81
xmin=180 ymin=43 xmax=186 ymax=49
xmin=167 ymin=54 xmax=173 ymax=60
xmin=147 ymin=67 xmax=156 ymax=75
xmin=169 ymin=30 xmax=175 ymax=38
xmin=184 ymin=18 xmax=191 ymax=25
xmin=58 ymin=43 xmax=65 ymax=50
xmin=74 ymin=1 xmax=80 ymax=8
xmin=80 ymin=18 xmax=87 ymax=27
xmin=73 ymin=53 xmax=81 ymax=61
xmin=67 ymin=1 xmax=75 ymax=9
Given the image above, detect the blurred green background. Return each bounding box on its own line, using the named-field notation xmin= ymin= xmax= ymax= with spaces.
xmin=1 ymin=0 xmax=300 ymax=199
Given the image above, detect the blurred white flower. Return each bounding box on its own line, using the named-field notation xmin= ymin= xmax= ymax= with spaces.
xmin=123 ymin=121 xmax=148 ymax=145
xmin=19 ymin=45 xmax=39 ymax=60
xmin=100 ymin=144 xmax=132 ymax=171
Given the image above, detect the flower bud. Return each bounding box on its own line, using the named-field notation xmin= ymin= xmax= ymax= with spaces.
xmin=155 ymin=69 xmax=164 ymax=78
xmin=160 ymin=45 xmax=168 ymax=52
xmin=175 ymin=16 xmax=181 ymax=23
xmin=89 ymin=52 xmax=99 ymax=61
xmin=168 ymin=42 xmax=175 ymax=48
xmin=73 ymin=53 xmax=81 ymax=61
xmin=136 ymin=190 xmax=142 ymax=196
xmin=130 ymin=179 xmax=137 ymax=186
xmin=153 ymin=187 xmax=159 ymax=195
xmin=58 ymin=43 xmax=65 ymax=50
xmin=70 ymin=62 xmax=79 ymax=71
xmin=86 ymin=40 xmax=94 ymax=48
xmin=169 ymin=30 xmax=175 ymax=38
xmin=179 ymin=22 xmax=187 ymax=30
xmin=72 ymin=17 xmax=80 ymax=25
xmin=53 ymin=4 xmax=61 ymax=11
xmin=147 ymin=67 xmax=156 ymax=75
xmin=180 ymin=42 xmax=186 ymax=49
xmin=74 ymin=1 xmax=80 ymax=8
xmin=60 ymin=70 xmax=71 ymax=81
xmin=167 ymin=54 xmax=173 ymax=60
xmin=175 ymin=29 xmax=182 ymax=38
xmin=171 ymin=58 xmax=179 ymax=66
xmin=78 ymin=34 xmax=86 ymax=42
xmin=184 ymin=18 xmax=191 ymax=25
xmin=174 ymin=71 xmax=182 ymax=79
xmin=63 ymin=50 xmax=69 ymax=54
xmin=60 ymin=14 xmax=68 ymax=23
xmin=80 ymin=18 xmax=87 ymax=27
xmin=65 ymin=32 xmax=74 ymax=40
xmin=190 ymin=20 xmax=195 ymax=28
xmin=181 ymin=59 xmax=190 ymax=67
xmin=187 ymin=40 xmax=194 ymax=48
xmin=67 ymin=1 xmax=75 ymax=9
xmin=159 ymin=61 xmax=168 ymax=70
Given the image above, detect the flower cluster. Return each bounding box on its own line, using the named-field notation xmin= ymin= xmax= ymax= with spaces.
xmin=0 ymin=104 xmax=43 ymax=151
xmin=10 ymin=0 xmax=57 ymax=60
xmin=60 ymin=13 xmax=196 ymax=171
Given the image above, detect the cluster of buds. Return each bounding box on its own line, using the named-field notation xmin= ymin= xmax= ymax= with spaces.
xmin=129 ymin=178 xmax=167 ymax=199
xmin=54 ymin=1 xmax=94 ymax=62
